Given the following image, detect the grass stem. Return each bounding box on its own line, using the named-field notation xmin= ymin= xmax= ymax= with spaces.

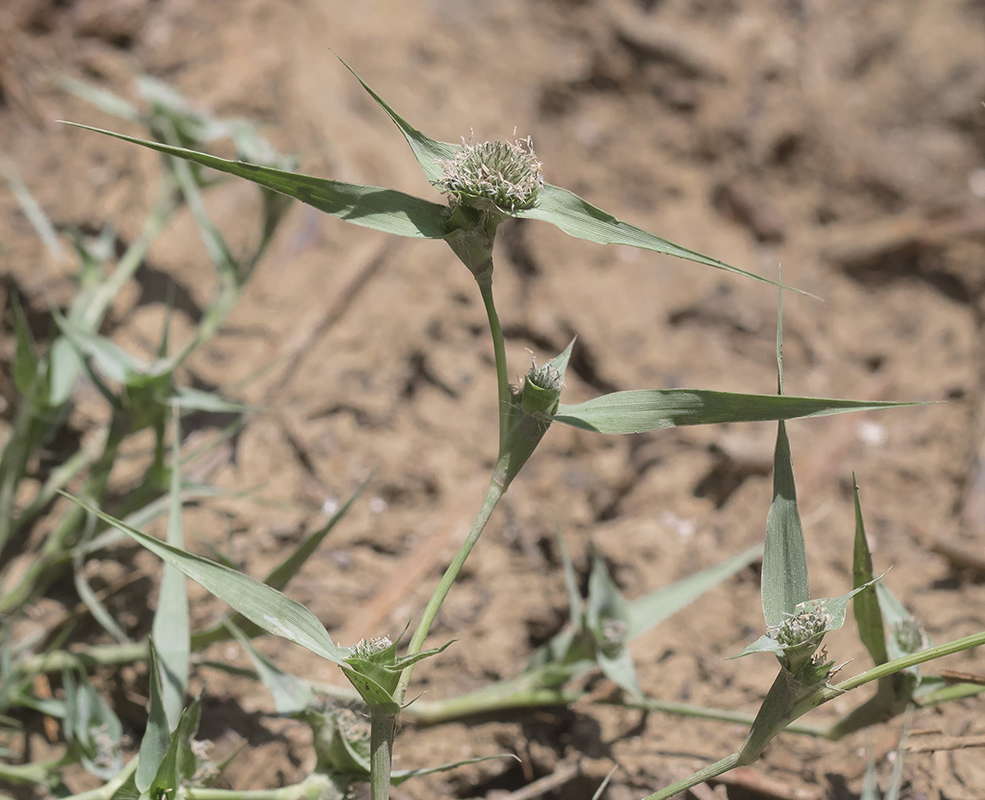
xmin=475 ymin=272 xmax=510 ymax=453
xmin=396 ymin=479 xmax=504 ymax=703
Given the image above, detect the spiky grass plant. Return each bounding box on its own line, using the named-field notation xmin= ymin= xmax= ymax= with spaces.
xmin=2 ymin=58 xmax=983 ymax=800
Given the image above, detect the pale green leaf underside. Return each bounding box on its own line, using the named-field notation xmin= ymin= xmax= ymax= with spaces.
xmin=61 ymin=123 xmax=449 ymax=239
xmin=61 ymin=493 xmax=345 ymax=666
xmin=518 ymin=184 xmax=778 ymax=285
xmin=553 ymin=390 xmax=919 ymax=434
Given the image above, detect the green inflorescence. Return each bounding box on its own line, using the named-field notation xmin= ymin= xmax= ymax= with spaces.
xmin=437 ymin=136 xmax=543 ymax=213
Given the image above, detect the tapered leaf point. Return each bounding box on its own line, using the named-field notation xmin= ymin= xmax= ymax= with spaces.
xmin=437 ymin=135 xmax=544 ymax=214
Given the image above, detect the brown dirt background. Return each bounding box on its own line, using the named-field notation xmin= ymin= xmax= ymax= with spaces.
xmin=2 ymin=1 xmax=985 ymax=798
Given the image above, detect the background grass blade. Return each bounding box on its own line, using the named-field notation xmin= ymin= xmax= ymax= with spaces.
xmin=552 ymin=390 xmax=920 ymax=434
xmin=151 ymin=408 xmax=190 ymax=728
xmin=626 ymin=545 xmax=761 ymax=640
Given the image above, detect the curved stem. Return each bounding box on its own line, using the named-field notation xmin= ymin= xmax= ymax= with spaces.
xmin=396 ymin=480 xmax=504 ymax=704
xmin=475 ymin=272 xmax=510 ymax=452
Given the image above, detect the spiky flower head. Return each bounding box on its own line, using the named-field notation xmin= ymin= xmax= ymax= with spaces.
xmin=345 ymin=636 xmax=393 ymax=661
xmin=437 ymin=135 xmax=544 ymax=214
xmin=768 ymin=603 xmax=831 ymax=673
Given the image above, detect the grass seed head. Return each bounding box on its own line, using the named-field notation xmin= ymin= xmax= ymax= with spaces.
xmin=769 ymin=603 xmax=831 ymax=673
xmin=437 ymin=135 xmax=544 ymax=214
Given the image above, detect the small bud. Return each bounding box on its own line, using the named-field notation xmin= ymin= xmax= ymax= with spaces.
xmin=519 ymin=360 xmax=563 ymax=416
xmin=768 ymin=603 xmax=830 ymax=673
xmin=892 ymin=619 xmax=925 ymax=654
xmin=437 ymin=136 xmax=543 ymax=215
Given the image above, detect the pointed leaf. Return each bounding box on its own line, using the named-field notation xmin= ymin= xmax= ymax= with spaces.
xmin=147 ymin=696 xmax=201 ymax=800
xmin=586 ymin=550 xmax=640 ymax=698
xmin=338 ymin=58 xmax=787 ymax=286
xmin=62 ymin=123 xmax=450 ymax=239
xmin=227 ymin=623 xmax=313 ymax=716
xmin=627 ymin=544 xmax=760 ymax=640
xmin=136 ymin=641 xmax=171 ymax=793
xmin=518 ymin=183 xmax=778 ymax=283
xmin=169 ymin=386 xmax=252 ymax=413
xmin=59 ymin=493 xmax=346 ymax=666
xmin=852 ymin=476 xmax=889 ymax=666
xmin=152 ymin=407 xmax=190 ymax=728
xmin=553 ymin=389 xmax=919 ymax=435
xmin=10 ymin=296 xmax=40 ymax=396
xmin=762 ymin=421 xmax=809 ymax=628
xmin=337 ymin=56 xmax=457 ymax=185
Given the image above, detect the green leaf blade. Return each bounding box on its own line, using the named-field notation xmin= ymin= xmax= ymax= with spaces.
xmin=61 ymin=123 xmax=450 ymax=240
xmin=517 ymin=184 xmax=777 ymax=285
xmin=151 ymin=408 xmax=190 ymax=729
xmin=627 ymin=544 xmax=761 ymax=641
xmin=136 ymin=641 xmax=171 ymax=793
xmin=851 ymin=476 xmax=889 ymax=666
xmin=60 ymin=494 xmax=345 ymax=666
xmin=553 ymin=389 xmax=920 ymax=435
xmin=761 ymin=421 xmax=809 ymax=628
xmin=336 ymin=56 xmax=458 ymax=186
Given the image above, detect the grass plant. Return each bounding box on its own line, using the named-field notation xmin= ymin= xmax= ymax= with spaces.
xmin=1 ymin=59 xmax=983 ymax=800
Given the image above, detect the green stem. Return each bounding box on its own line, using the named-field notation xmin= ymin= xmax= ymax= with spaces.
xmin=407 ymin=672 xmax=582 ymax=725
xmin=819 ymin=630 xmax=985 ymax=702
xmin=369 ymin=710 xmax=398 ymax=800
xmin=620 ymin=696 xmax=828 ymax=739
xmin=475 ymin=272 xmax=511 ymax=453
xmin=187 ymin=775 xmax=341 ymax=800
xmin=639 ymin=753 xmax=741 ymax=800
xmin=396 ymin=479 xmax=505 ymax=703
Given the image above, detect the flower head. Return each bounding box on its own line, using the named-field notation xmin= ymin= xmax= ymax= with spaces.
xmin=436 ymin=135 xmax=543 ymax=214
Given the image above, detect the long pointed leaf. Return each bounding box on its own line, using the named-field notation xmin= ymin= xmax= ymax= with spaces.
xmin=60 ymin=493 xmax=345 ymax=666
xmin=136 ymin=641 xmax=171 ymax=793
xmin=852 ymin=476 xmax=888 ymax=666
xmin=519 ymin=184 xmax=778 ymax=284
xmin=553 ymin=390 xmax=920 ymax=435
xmin=61 ymin=123 xmax=449 ymax=240
xmin=152 ymin=408 xmax=190 ymax=728
xmin=337 ymin=56 xmax=457 ymax=185
xmin=761 ymin=420 xmax=809 ymax=627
